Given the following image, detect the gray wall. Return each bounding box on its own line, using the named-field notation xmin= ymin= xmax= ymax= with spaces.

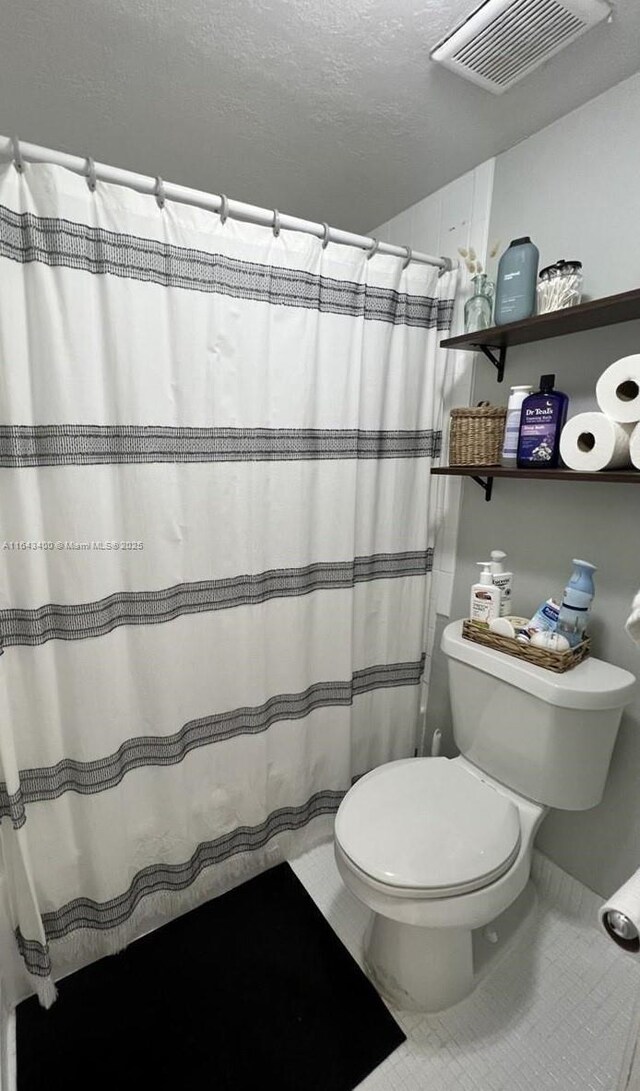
xmin=435 ymin=71 xmax=640 ymax=899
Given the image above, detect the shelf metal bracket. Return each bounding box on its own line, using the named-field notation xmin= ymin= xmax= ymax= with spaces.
xmin=471 ymin=474 xmax=494 ymax=502
xmin=474 ymin=344 xmax=506 ymax=382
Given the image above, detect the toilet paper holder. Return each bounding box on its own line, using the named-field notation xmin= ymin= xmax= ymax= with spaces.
xmin=600 ymin=868 xmax=640 ymax=953
xmin=602 ymin=908 xmax=640 ymax=952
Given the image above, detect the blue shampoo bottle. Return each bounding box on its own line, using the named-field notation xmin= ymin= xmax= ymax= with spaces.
xmin=517 ymin=374 xmax=568 ymax=469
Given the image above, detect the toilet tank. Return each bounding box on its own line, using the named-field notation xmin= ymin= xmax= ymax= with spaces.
xmin=441 ymin=620 xmax=636 ymax=810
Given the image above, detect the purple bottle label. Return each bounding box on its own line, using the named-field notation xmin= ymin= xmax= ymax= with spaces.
xmin=518 ymin=399 xmax=560 ymax=463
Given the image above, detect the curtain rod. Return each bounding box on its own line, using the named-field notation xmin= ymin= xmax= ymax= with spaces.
xmin=0 ymin=135 xmax=452 ymax=272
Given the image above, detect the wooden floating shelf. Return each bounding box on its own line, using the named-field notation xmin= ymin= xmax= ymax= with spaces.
xmin=441 ymin=286 xmax=640 ymax=352
xmin=440 ymin=286 xmax=640 ymax=381
xmin=431 ymin=466 xmax=640 ymax=483
xmin=431 ymin=465 xmax=640 ymax=502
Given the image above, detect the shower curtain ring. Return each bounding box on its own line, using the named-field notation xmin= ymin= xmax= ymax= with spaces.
xmin=402 ymin=246 xmax=413 ymax=270
xmin=154 ymin=177 xmax=166 ymax=209
xmin=321 ymin=222 xmax=331 ymax=249
xmin=272 ymin=209 xmax=281 ymax=238
xmin=85 ymin=157 xmax=97 ymax=192
xmin=11 ymin=136 xmax=24 ymax=173
xmin=367 ymin=237 xmax=380 ymax=260
xmin=219 ymin=194 xmax=229 ymax=224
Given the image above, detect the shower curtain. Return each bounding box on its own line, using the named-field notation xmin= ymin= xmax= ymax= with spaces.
xmin=0 ymin=161 xmax=456 ymax=1005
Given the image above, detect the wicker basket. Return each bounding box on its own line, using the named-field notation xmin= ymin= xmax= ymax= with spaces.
xmin=462 ymin=619 xmax=590 ymax=674
xmin=449 ymin=402 xmax=506 ymax=466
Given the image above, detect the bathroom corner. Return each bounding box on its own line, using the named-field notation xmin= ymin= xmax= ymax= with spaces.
xmin=431 ymin=70 xmax=640 ymax=901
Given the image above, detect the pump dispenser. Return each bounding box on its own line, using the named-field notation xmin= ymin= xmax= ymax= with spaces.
xmin=490 ymin=550 xmax=513 ymax=616
xmin=470 ymin=562 xmax=501 ymax=624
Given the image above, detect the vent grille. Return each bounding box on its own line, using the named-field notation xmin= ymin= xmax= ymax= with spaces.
xmin=431 ymin=0 xmax=611 ymax=94
xmin=453 ymin=0 xmax=584 ymax=86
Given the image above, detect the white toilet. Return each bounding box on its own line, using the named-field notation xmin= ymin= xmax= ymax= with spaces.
xmin=334 ymin=619 xmax=636 ymax=1012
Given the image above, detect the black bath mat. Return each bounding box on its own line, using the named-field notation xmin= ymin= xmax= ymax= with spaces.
xmin=17 ymin=862 xmax=405 ymax=1091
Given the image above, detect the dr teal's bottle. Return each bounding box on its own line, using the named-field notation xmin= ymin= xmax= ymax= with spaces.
xmin=517 ymin=374 xmax=568 ymax=469
xmin=494 ymin=237 xmax=539 ymax=325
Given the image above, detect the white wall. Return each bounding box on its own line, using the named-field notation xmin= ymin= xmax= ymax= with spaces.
xmin=440 ymin=71 xmax=640 ymax=899
xmin=372 ymin=159 xmax=494 ymax=745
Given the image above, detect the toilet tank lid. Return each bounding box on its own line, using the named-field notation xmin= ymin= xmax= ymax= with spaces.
xmin=441 ymin=620 xmax=636 ymax=711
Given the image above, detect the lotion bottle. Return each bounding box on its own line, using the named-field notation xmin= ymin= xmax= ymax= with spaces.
xmin=470 ymin=562 xmax=501 ymax=624
xmin=501 ymin=385 xmax=533 ymax=466
xmin=490 ymin=550 xmax=513 ymax=617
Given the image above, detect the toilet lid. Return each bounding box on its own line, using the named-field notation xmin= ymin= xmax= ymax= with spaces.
xmin=335 ymin=758 xmax=521 ymax=896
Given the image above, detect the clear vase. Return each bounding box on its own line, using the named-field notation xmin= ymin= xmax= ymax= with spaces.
xmin=464 ymin=273 xmax=495 ymax=333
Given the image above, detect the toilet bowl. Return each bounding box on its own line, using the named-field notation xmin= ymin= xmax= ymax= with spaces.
xmin=335 ymin=755 xmax=545 ymax=1011
xmin=334 ymin=619 xmax=636 ymax=1012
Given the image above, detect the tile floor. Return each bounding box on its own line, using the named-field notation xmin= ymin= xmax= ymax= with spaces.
xmin=291 ymin=842 xmax=640 ymax=1091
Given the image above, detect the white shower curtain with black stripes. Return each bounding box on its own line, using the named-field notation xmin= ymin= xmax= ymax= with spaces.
xmin=0 ymin=161 xmax=456 ymax=1006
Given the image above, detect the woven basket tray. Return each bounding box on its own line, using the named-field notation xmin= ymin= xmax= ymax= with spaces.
xmin=449 ymin=402 xmax=506 ymax=466
xmin=462 ymin=619 xmax=590 ymax=674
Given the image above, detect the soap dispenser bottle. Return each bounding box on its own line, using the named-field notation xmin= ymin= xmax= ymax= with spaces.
xmin=517 ymin=374 xmax=568 ymax=469
xmin=470 ymin=562 xmax=501 ymax=624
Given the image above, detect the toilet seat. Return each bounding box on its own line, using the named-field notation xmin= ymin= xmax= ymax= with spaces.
xmin=335 ymin=758 xmax=521 ymax=898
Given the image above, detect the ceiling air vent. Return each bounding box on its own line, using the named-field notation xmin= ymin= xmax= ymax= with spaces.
xmin=430 ymin=0 xmax=612 ymax=94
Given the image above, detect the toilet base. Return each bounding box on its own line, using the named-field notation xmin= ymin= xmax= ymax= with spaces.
xmin=364 ymin=913 xmax=474 ymax=1012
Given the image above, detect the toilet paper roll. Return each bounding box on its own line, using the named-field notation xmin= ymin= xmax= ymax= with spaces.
xmin=630 ymin=422 xmax=640 ymax=470
xmin=599 ymin=869 xmax=640 ymax=955
xmin=596 ymin=355 xmax=640 ymax=423
xmin=559 ymin=412 xmax=633 ymax=472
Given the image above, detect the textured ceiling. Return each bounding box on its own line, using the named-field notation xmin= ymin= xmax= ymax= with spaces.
xmin=1 ymin=0 xmax=639 ymax=234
